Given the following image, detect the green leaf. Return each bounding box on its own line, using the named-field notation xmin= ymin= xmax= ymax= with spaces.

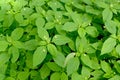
xmin=46 ymin=62 xmax=62 ymax=71
xmin=113 ymin=61 xmax=120 ymax=73
xmin=85 ymin=26 xmax=99 ymax=37
xmin=0 ymin=53 xmax=10 ymax=67
xmin=33 ymin=46 xmax=47 ymax=67
xmin=5 ymin=77 xmax=15 ymax=80
xmin=101 ymin=37 xmax=116 ymax=55
xmin=116 ymin=44 xmax=120 ymax=55
xmin=50 ymin=72 xmax=61 ymax=80
xmin=78 ymin=27 xmax=86 ymax=38
xmin=44 ymin=22 xmax=55 ymax=29
xmin=81 ymin=14 xmax=92 ymax=27
xmin=0 ymin=64 xmax=8 ymax=74
xmin=26 ymin=53 xmax=33 ymax=69
xmin=53 ymin=52 xmax=65 ymax=68
xmin=15 ymin=13 xmax=24 ymax=23
xmin=109 ymin=75 xmax=120 ymax=80
xmin=102 ymin=8 xmax=113 ymax=22
xmin=81 ymin=54 xmax=92 ymax=68
xmin=0 ymin=73 xmax=5 ymax=80
xmin=37 ymin=27 xmax=49 ymax=41
xmin=86 ymin=6 xmax=100 ymax=15
xmin=91 ymin=58 xmax=100 ymax=69
xmin=24 ymin=39 xmax=38 ymax=50
xmin=64 ymin=53 xmax=76 ymax=66
xmin=52 ymin=35 xmax=71 ymax=45
xmin=67 ymin=57 xmax=80 ymax=75
xmin=12 ymin=41 xmax=24 ymax=49
xmin=91 ymin=70 xmax=104 ymax=79
xmin=11 ymin=28 xmax=24 ymax=41
xmin=3 ymin=14 xmax=14 ymax=27
xmin=94 ymin=0 xmax=108 ymax=8
xmin=48 ymin=0 xmax=64 ymax=11
xmin=39 ymin=64 xmax=50 ymax=79
xmin=100 ymin=61 xmax=112 ymax=73
xmin=36 ymin=17 xmax=45 ymax=28
xmin=62 ymin=22 xmax=77 ymax=32
xmin=0 ymin=41 xmax=8 ymax=51
xmin=61 ymin=72 xmax=68 ymax=80
xmin=71 ymin=72 xmax=84 ymax=80
xmin=17 ymin=71 xmax=29 ymax=80
xmin=8 ymin=46 xmax=19 ymax=63
xmin=47 ymin=44 xmax=58 ymax=56
xmin=105 ymin=20 xmax=116 ymax=34
xmin=71 ymin=12 xmax=82 ymax=26
xmin=81 ymin=66 xmax=91 ymax=78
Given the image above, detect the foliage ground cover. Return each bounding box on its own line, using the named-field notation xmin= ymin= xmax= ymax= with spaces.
xmin=1 ymin=0 xmax=120 ymax=80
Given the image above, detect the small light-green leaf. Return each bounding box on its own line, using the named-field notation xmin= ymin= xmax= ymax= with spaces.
xmin=37 ymin=27 xmax=49 ymax=41
xmin=62 ymin=22 xmax=77 ymax=32
xmin=12 ymin=41 xmax=24 ymax=49
xmin=81 ymin=66 xmax=91 ymax=78
xmin=0 ymin=53 xmax=10 ymax=67
xmin=3 ymin=14 xmax=14 ymax=27
xmin=15 ymin=13 xmax=24 ymax=23
xmin=101 ymin=37 xmax=116 ymax=55
xmin=44 ymin=22 xmax=55 ymax=29
xmin=78 ymin=27 xmax=86 ymax=38
xmin=52 ymin=35 xmax=71 ymax=45
xmin=8 ymin=46 xmax=19 ymax=63
xmin=53 ymin=52 xmax=65 ymax=68
xmin=17 ymin=71 xmax=29 ymax=80
xmin=36 ymin=17 xmax=45 ymax=28
xmin=116 ymin=44 xmax=120 ymax=55
xmin=0 ymin=41 xmax=8 ymax=51
xmin=11 ymin=28 xmax=24 ymax=41
xmin=105 ymin=20 xmax=116 ymax=34
xmin=72 ymin=72 xmax=84 ymax=80
xmin=5 ymin=77 xmax=15 ymax=80
xmin=67 ymin=57 xmax=80 ymax=75
xmin=100 ymin=61 xmax=112 ymax=73
xmin=33 ymin=46 xmax=47 ymax=67
xmin=86 ymin=26 xmax=99 ymax=38
xmin=64 ymin=53 xmax=76 ymax=67
xmin=81 ymin=54 xmax=92 ymax=68
xmin=46 ymin=62 xmax=62 ymax=71
xmin=39 ymin=64 xmax=50 ymax=79
xmin=47 ymin=44 xmax=58 ymax=56
xmin=71 ymin=12 xmax=82 ymax=26
xmin=61 ymin=72 xmax=68 ymax=80
xmin=50 ymin=72 xmax=61 ymax=80
xmin=24 ymin=39 xmax=38 ymax=51
xmin=102 ymin=8 xmax=113 ymax=22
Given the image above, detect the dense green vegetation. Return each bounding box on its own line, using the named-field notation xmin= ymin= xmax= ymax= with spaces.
xmin=0 ymin=0 xmax=120 ymax=80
